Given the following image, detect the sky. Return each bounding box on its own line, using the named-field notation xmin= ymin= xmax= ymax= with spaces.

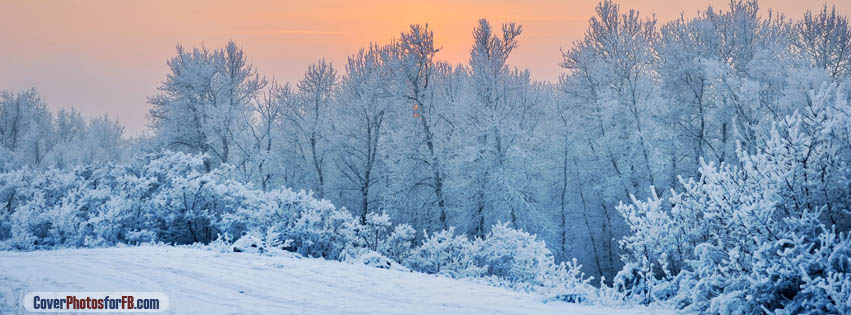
xmin=2 ymin=0 xmax=850 ymax=136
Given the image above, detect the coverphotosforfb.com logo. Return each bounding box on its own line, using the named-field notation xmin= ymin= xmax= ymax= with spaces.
xmin=24 ymin=292 xmax=169 ymax=313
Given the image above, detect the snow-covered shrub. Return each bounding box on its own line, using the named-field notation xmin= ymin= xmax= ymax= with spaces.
xmin=0 ymin=151 xmax=361 ymax=256
xmin=542 ymin=258 xmax=595 ymax=304
xmin=5 ymin=226 xmax=37 ymax=250
xmin=616 ymin=85 xmax=851 ymax=313
xmin=810 ymin=229 xmax=851 ymax=314
xmin=353 ymin=212 xmax=392 ymax=251
xmin=610 ymin=258 xmax=658 ymax=305
xmin=405 ymin=228 xmax=484 ymax=278
xmin=345 ymin=213 xmax=416 ymax=263
xmin=379 ymin=223 xmax=416 ymax=263
xmin=220 ymin=187 xmax=362 ymax=260
xmin=403 ymin=223 xmax=593 ymax=295
xmin=124 ymin=229 xmax=157 ymax=245
xmin=286 ymin=200 xmax=358 ymax=260
xmin=475 ymin=222 xmax=557 ymax=288
xmin=137 ymin=153 xmax=259 ymax=245
xmin=0 ymin=149 xmax=594 ymax=296
xmin=2 ymin=168 xmax=82 ymax=249
xmin=0 ymin=171 xmax=22 ymax=242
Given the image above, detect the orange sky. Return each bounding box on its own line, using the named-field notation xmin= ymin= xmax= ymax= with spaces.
xmin=1 ymin=0 xmax=849 ymax=135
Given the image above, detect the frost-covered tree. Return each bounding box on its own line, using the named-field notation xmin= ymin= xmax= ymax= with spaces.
xmin=334 ymin=44 xmax=395 ymax=223
xmin=382 ymin=24 xmax=456 ymax=231
xmin=562 ymin=0 xmax=661 ymax=195
xmin=148 ymin=41 xmax=265 ymax=171
xmin=284 ymin=59 xmax=337 ymax=198
xmin=687 ymin=1 xmax=800 ymax=156
xmin=245 ymin=81 xmax=290 ymax=191
xmin=796 ymin=5 xmax=851 ymax=81
xmin=466 ymin=18 xmax=521 ymax=237
xmin=49 ymin=114 xmax=125 ymax=168
xmin=657 ymin=12 xmax=721 ymax=176
xmin=0 ymin=88 xmax=53 ymax=169
xmin=0 ymin=89 xmax=127 ymax=171
xmin=463 ymin=19 xmax=545 ymax=237
xmin=559 ymin=0 xmax=661 ymax=279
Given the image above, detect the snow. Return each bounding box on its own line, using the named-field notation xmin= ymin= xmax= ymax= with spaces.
xmin=0 ymin=246 xmax=671 ymax=314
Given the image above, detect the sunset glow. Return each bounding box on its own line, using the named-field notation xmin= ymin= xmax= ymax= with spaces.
xmin=4 ymin=2 xmax=851 ymax=312
xmin=2 ymin=0 xmax=849 ymax=134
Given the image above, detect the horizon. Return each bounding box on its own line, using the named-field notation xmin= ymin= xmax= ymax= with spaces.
xmin=2 ymin=0 xmax=850 ymax=136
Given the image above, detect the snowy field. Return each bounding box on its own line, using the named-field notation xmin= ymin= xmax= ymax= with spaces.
xmin=0 ymin=246 xmax=671 ymax=314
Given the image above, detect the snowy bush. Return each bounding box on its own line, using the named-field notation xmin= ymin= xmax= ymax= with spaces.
xmin=285 ymin=201 xmax=358 ymax=260
xmin=616 ymin=85 xmax=851 ymax=313
xmin=0 ymin=151 xmax=360 ymax=257
xmin=475 ymin=222 xmax=557 ymax=288
xmin=216 ymin=187 xmax=352 ymax=259
xmin=811 ymin=229 xmax=851 ymax=314
xmin=537 ymin=258 xmax=596 ymax=304
xmin=608 ymin=258 xmax=660 ymax=306
xmin=379 ymin=223 xmax=416 ymax=263
xmin=405 ymin=228 xmax=484 ymax=278
xmin=404 ymin=223 xmax=594 ymax=296
xmin=2 ymin=168 xmax=88 ymax=249
xmin=0 ymin=150 xmax=599 ymax=297
xmin=353 ymin=212 xmax=392 ymax=251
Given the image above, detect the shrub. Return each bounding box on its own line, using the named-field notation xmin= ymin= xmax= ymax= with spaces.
xmin=405 ymin=223 xmax=594 ymax=296
xmin=379 ymin=223 xmax=416 ymax=263
xmin=615 ymin=85 xmax=851 ymax=312
xmin=475 ymin=222 xmax=557 ymax=288
xmin=405 ymin=228 xmax=483 ymax=278
xmin=0 ymin=151 xmax=359 ymax=256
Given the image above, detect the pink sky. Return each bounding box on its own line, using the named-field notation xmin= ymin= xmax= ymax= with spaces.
xmin=1 ymin=0 xmax=849 ymax=135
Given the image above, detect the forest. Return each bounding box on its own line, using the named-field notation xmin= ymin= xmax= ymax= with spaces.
xmin=2 ymin=0 xmax=851 ymax=313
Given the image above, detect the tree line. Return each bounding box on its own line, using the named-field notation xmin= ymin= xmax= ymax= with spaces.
xmin=2 ymin=0 xmax=851 ymax=284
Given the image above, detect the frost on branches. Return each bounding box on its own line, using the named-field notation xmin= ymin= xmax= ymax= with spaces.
xmin=616 ymin=85 xmax=851 ymax=313
xmin=0 ymin=151 xmax=592 ymax=298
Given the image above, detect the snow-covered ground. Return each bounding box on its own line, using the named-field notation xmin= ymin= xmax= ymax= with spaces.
xmin=0 ymin=246 xmax=671 ymax=314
